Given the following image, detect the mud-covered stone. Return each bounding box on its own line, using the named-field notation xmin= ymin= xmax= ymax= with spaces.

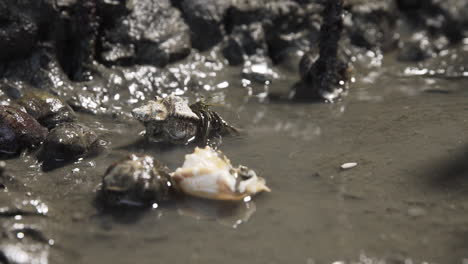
xmin=180 ymin=0 xmax=231 ymax=51
xmin=226 ymin=0 xmax=306 ymax=31
xmin=397 ymin=40 xmax=433 ymax=62
xmin=397 ymin=0 xmax=465 ymax=43
xmin=222 ymin=22 xmax=266 ymax=65
xmin=225 ymin=0 xmax=265 ymax=28
xmin=0 ymin=49 xmax=76 ymax=96
xmin=346 ymin=0 xmax=399 ymax=51
xmin=0 ymin=106 xmax=48 ymax=155
xmin=99 ymin=0 xmax=191 ymax=66
xmin=37 ymin=122 xmax=101 ymax=170
xmin=16 ymin=90 xmax=77 ymax=129
xmin=0 ymin=1 xmax=38 ymax=61
xmin=101 ymin=154 xmax=173 ymax=206
xmin=0 ymin=79 xmax=30 ymax=100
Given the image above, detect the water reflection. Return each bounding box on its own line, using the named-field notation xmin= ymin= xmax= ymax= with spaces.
xmin=306 ymin=252 xmax=437 ymax=264
xmin=0 ymin=223 xmax=51 ymax=264
xmin=177 ymin=197 xmax=256 ymax=228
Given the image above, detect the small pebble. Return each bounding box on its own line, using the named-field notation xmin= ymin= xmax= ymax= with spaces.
xmin=340 ymin=162 xmax=358 ymax=170
xmin=407 ymin=207 xmax=426 ymax=218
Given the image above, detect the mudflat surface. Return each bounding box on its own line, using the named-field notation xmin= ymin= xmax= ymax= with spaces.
xmin=3 ymin=46 xmax=468 ymax=263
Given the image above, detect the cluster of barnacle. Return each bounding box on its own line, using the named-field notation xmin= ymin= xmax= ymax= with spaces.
xmin=100 ymin=95 xmax=270 ymax=207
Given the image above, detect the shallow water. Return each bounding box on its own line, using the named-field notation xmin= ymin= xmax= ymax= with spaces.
xmin=3 ymin=45 xmax=468 ymax=264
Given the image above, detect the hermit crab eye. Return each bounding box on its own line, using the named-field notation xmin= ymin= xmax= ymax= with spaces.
xmin=238 ymin=166 xmax=252 ymax=180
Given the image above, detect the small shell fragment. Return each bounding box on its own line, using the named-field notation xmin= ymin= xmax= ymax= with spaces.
xmin=171 ymin=146 xmax=270 ymax=201
xmin=340 ymin=162 xmax=357 ymax=170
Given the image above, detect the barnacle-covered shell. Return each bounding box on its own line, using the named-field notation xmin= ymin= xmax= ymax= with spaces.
xmin=172 ymin=146 xmax=270 ymax=201
xmin=132 ymin=95 xmax=199 ymax=144
xmin=101 ymin=154 xmax=172 ymax=206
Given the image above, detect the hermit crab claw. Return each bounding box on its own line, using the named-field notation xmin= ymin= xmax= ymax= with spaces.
xmin=171 ymin=146 xmax=271 ymax=201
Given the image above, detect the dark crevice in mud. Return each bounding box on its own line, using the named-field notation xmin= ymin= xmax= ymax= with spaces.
xmin=54 ymin=0 xmax=99 ymax=81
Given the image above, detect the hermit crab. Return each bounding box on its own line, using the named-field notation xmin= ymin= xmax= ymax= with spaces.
xmin=132 ymin=95 xmax=237 ymax=145
xmin=171 ymin=146 xmax=270 ymax=201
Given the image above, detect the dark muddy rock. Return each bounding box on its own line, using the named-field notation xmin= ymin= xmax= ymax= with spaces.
xmin=37 ymin=122 xmax=101 ymax=170
xmin=264 ymin=2 xmax=321 ymax=71
xmin=16 ymin=90 xmax=77 ymax=129
xmin=0 ymin=79 xmax=32 ymax=100
xmin=225 ymin=0 xmax=264 ymax=29
xmin=397 ymin=32 xmax=450 ymax=62
xmin=0 ymin=49 xmax=76 ymax=97
xmin=2 ymin=49 xmax=116 ymax=116
xmin=397 ymin=0 xmax=465 ymax=43
xmin=101 ymin=154 xmax=173 ymax=207
xmin=0 ymin=80 xmax=25 ymax=107
xmin=397 ymin=40 xmax=433 ymax=62
xmin=0 ymin=224 xmax=50 ymax=264
xmin=0 ymin=106 xmax=48 ymax=155
xmin=99 ymin=0 xmax=191 ymax=67
xmin=0 ymin=1 xmax=38 ymax=61
xmin=242 ymin=55 xmax=279 ymax=84
xmin=226 ymin=0 xmax=307 ymax=31
xmin=179 ymin=0 xmax=231 ymax=51
xmin=345 ymin=0 xmax=399 ymax=51
xmin=222 ymin=22 xmax=267 ymax=65
xmin=267 ymin=27 xmax=320 ymax=70
xmin=224 ymin=1 xmax=321 ymax=71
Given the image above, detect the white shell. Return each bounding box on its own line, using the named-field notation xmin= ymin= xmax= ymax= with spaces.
xmin=172 ymin=146 xmax=270 ymax=200
xmin=340 ymin=162 xmax=357 ymax=170
xmin=132 ymin=95 xmax=199 ymax=122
